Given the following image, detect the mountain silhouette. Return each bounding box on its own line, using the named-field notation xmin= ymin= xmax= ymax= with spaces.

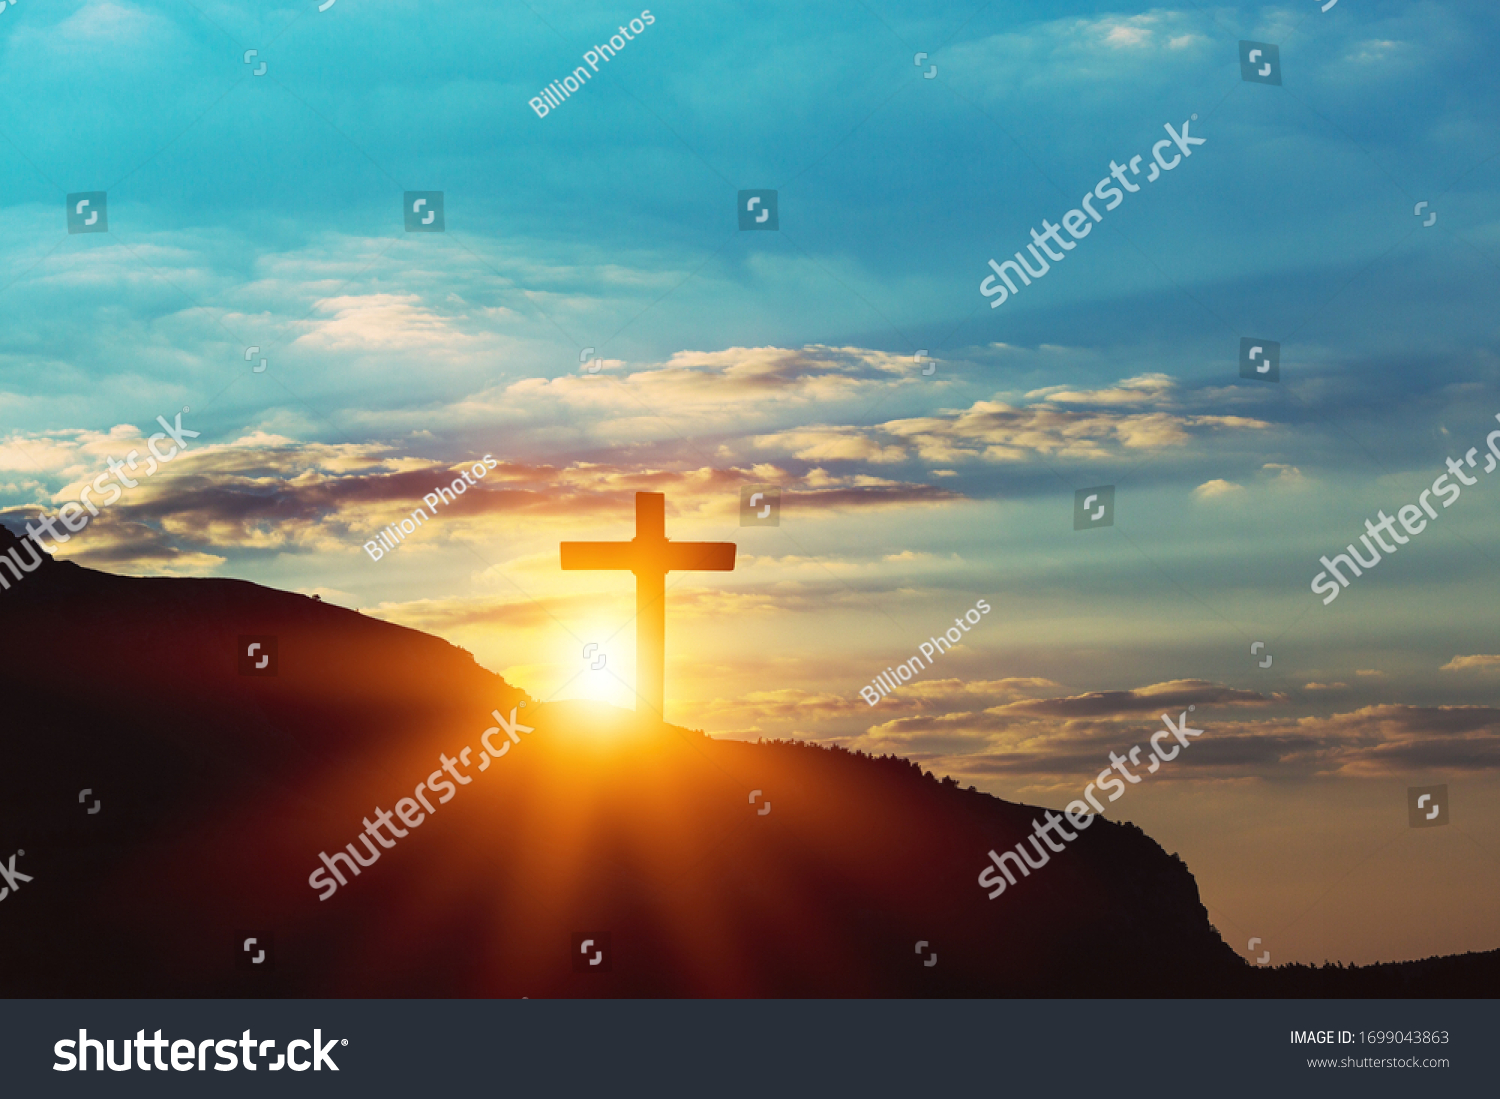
xmin=0 ymin=525 xmax=1493 ymax=997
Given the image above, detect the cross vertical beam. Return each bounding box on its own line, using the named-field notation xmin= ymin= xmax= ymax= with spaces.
xmin=560 ymin=491 xmax=736 ymax=722
xmin=634 ymin=492 xmax=667 ymax=718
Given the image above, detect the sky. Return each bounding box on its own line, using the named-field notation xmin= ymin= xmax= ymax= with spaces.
xmin=2 ymin=0 xmax=1499 ymax=968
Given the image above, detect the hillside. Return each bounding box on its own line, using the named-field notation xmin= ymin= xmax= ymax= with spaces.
xmin=0 ymin=526 xmax=1490 ymax=997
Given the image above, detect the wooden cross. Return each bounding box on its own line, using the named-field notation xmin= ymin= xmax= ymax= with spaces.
xmin=561 ymin=492 xmax=735 ymax=720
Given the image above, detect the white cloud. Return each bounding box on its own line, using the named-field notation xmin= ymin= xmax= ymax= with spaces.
xmin=1193 ymin=479 xmax=1243 ymax=499
xmin=1263 ymin=463 xmax=1307 ymax=485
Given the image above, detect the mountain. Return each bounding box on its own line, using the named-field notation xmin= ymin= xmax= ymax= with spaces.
xmin=0 ymin=526 xmax=1492 ymax=997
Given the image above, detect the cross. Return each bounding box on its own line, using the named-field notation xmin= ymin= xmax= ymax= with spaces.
xmin=561 ymin=492 xmax=735 ymax=721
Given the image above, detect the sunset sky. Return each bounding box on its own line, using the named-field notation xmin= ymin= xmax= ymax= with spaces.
xmin=2 ymin=0 xmax=1498 ymax=968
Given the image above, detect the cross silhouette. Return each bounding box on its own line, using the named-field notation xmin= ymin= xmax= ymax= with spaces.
xmin=561 ymin=492 xmax=735 ymax=720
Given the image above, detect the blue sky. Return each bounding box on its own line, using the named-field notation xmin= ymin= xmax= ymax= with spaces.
xmin=3 ymin=0 xmax=1499 ymax=965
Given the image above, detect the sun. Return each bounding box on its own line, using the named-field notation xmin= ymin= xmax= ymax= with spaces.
xmin=546 ymin=618 xmax=637 ymax=708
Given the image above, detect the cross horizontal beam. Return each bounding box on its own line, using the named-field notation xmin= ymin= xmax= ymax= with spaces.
xmin=559 ymin=541 xmax=735 ymax=573
xmin=665 ymin=542 xmax=735 ymax=571
xmin=560 ymin=542 xmax=636 ymax=571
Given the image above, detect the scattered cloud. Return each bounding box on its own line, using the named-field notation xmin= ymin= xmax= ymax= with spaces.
xmin=1442 ymin=654 xmax=1500 ymax=671
xmin=1193 ymin=478 xmax=1243 ymax=499
xmin=851 ymin=688 xmax=1500 ymax=781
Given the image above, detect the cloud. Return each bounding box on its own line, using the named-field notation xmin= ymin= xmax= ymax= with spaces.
xmin=752 ymin=427 xmax=908 ymax=464
xmin=1347 ymin=39 xmax=1404 ymax=65
xmin=757 ymin=375 xmax=1272 ymax=466
xmin=852 ymin=687 xmax=1500 ymax=782
xmin=1441 ymin=654 xmax=1500 ymax=671
xmin=839 ymin=680 xmax=1283 ymax=767
xmin=992 ymin=679 xmax=1279 ymax=719
xmin=369 ymin=591 xmax=604 ymax=634
xmin=1024 ymin=373 xmax=1178 ymax=406
xmin=694 ymin=689 xmax=870 ymax=723
xmin=295 ymin=293 xmax=487 ymax=355
xmin=688 ymin=677 xmax=1063 ymax=739
xmin=55 ymin=0 xmax=158 ymax=50
xmin=1104 ymin=24 xmax=1151 ymax=48
xmin=368 ymin=573 xmax=979 ymax=639
xmin=505 ymin=345 xmax=912 ymax=420
xmin=0 ymin=423 xmax=963 ymax=574
xmin=1193 ymin=479 xmax=1243 ymax=499
xmin=5 ymin=504 xmax=227 ymax=574
xmin=955 ymin=8 xmax=1215 ymax=101
xmin=1263 ymin=463 xmax=1306 ymax=485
